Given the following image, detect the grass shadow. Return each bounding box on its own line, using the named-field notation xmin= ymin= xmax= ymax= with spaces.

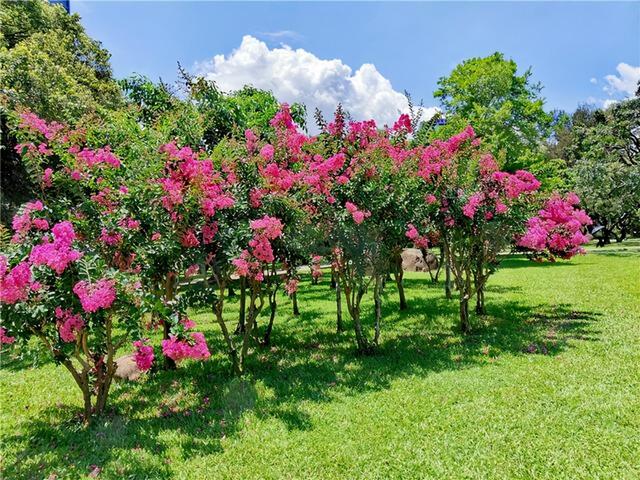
xmin=1 ymin=270 xmax=603 ymax=478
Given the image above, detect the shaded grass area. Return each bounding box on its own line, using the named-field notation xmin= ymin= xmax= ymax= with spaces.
xmin=1 ymin=248 xmax=639 ymax=479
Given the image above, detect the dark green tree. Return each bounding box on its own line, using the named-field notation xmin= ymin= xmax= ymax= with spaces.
xmin=432 ymin=52 xmax=553 ymax=172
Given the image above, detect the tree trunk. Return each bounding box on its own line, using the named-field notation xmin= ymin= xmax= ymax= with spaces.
xmin=163 ymin=273 xmax=176 ymax=370
xmin=434 ymin=248 xmax=444 ymax=283
xmin=474 ymin=259 xmax=486 ymax=315
xmin=460 ymin=273 xmax=472 ymax=334
xmin=335 ymin=275 xmax=343 ymax=333
xmin=475 ymin=287 xmax=486 ymax=315
xmin=460 ymin=296 xmax=470 ymax=334
xmin=350 ymin=286 xmax=371 ymax=354
xmin=393 ymin=255 xmax=407 ymax=311
xmin=292 ymin=291 xmax=300 ymax=316
xmin=262 ymin=290 xmax=277 ymax=346
xmin=63 ymin=360 xmax=93 ymax=424
xmin=239 ymin=285 xmax=263 ymax=374
xmin=373 ymin=275 xmax=382 ymax=345
xmin=213 ymin=282 xmax=241 ymax=376
xmin=235 ymin=277 xmax=246 ymax=334
xmin=445 ymin=257 xmax=453 ymax=300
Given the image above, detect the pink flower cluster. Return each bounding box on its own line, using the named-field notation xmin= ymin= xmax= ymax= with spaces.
xmin=345 ymin=202 xmax=371 ymax=225
xmin=162 ymin=332 xmax=211 ymax=363
xmin=405 ymin=224 xmax=429 ymax=249
xmin=284 ymin=278 xmax=299 ymax=295
xmin=158 ymin=142 xmax=235 ymax=219
xmin=11 ymin=200 xmax=48 ymax=242
xmin=233 ymin=216 xmax=284 ymax=281
xmin=100 ymin=228 xmax=123 ymax=246
xmin=29 ymin=221 xmax=82 ymax=274
xmin=181 ymin=230 xmax=200 ymax=248
xmin=75 ymin=147 xmax=121 ymax=169
xmin=310 ymin=255 xmax=323 ymax=280
xmin=392 ymin=114 xmax=412 ymax=134
xmin=19 ymin=112 xmax=63 ymax=140
xmin=502 ymin=170 xmax=541 ymax=199
xmin=517 ymin=193 xmax=592 ymax=259
xmin=0 ymin=259 xmax=33 ymax=304
xmin=232 ymin=251 xmax=264 ymax=281
xmin=0 ymin=327 xmax=15 ymax=345
xmin=73 ymin=278 xmax=117 ymax=313
xmin=462 ymin=193 xmax=484 ymax=219
xmin=260 ymin=162 xmax=299 ymax=192
xmin=55 ymin=307 xmax=85 ymax=342
xmin=133 ymin=338 xmax=155 ymax=371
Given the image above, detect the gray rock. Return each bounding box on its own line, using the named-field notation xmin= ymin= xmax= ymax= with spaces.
xmin=401 ymin=248 xmax=439 ymax=272
xmin=114 ymin=354 xmax=142 ymax=381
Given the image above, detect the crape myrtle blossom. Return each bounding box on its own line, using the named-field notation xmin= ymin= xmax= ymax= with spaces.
xmin=161 ymin=319 xmax=211 ymax=363
xmin=233 ymin=216 xmax=285 ymax=281
xmin=0 ymin=259 xmax=33 ymax=304
xmin=405 ymin=224 xmax=429 ymax=249
xmin=345 ymin=202 xmax=371 ymax=224
xmin=56 ymin=307 xmax=85 ymax=342
xmin=133 ymin=339 xmax=155 ymax=371
xmin=29 ymin=221 xmax=82 ymax=274
xmin=310 ymin=255 xmax=323 ymax=280
xmin=0 ymin=327 xmax=15 ymax=345
xmin=73 ymin=278 xmax=117 ymax=313
xmin=284 ymin=278 xmax=299 ymax=295
xmin=158 ymin=141 xmax=235 ymax=218
xmin=518 ymin=193 xmax=592 ymax=259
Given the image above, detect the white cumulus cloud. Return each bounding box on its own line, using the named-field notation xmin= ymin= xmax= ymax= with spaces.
xmin=604 ymin=62 xmax=640 ymax=97
xmin=194 ymin=35 xmax=437 ymax=131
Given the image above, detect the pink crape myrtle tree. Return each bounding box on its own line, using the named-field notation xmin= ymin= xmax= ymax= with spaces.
xmin=411 ymin=126 xmax=591 ymax=332
xmin=143 ymin=140 xmax=235 ymax=369
xmin=304 ymin=108 xmax=423 ymax=353
xmin=1 ymin=112 xmax=152 ymax=423
xmin=517 ymin=192 xmax=593 ymax=260
xmin=411 ymin=126 xmax=541 ymax=331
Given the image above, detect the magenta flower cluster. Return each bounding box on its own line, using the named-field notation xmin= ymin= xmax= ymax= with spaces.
xmin=162 ymin=332 xmax=211 ymax=363
xmin=55 ymin=307 xmax=85 ymax=342
xmin=517 ymin=193 xmax=592 ymax=259
xmin=73 ymin=278 xmax=117 ymax=313
xmin=133 ymin=338 xmax=155 ymax=371
xmin=29 ymin=221 xmax=82 ymax=274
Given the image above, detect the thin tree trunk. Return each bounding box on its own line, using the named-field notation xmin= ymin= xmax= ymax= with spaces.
xmin=235 ymin=277 xmax=246 ymax=334
xmin=262 ymin=289 xmax=277 ymax=346
xmin=460 ymin=295 xmax=470 ymax=334
xmin=213 ymin=281 xmax=241 ymax=375
xmin=239 ymin=285 xmax=263 ymax=374
xmin=393 ymin=255 xmax=407 ymax=310
xmin=163 ymin=273 xmax=177 ymax=370
xmin=475 ymin=287 xmax=486 ymax=315
xmin=474 ymin=260 xmax=487 ymax=315
xmin=460 ymin=272 xmax=472 ymax=334
xmin=63 ymin=360 xmax=92 ymax=423
xmin=335 ymin=275 xmax=343 ymax=333
xmin=373 ymin=274 xmax=382 ymax=345
xmin=292 ymin=291 xmax=300 ymax=316
xmin=445 ymin=252 xmax=453 ymax=299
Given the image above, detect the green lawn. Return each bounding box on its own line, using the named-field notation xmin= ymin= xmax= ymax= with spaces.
xmin=1 ymin=246 xmax=639 ymax=479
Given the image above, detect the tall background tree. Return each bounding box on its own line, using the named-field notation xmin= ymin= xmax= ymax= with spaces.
xmin=429 ymin=52 xmax=553 ymax=174
xmin=570 ymin=97 xmax=640 ymax=244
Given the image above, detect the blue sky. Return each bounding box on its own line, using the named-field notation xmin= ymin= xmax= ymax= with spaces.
xmin=75 ymin=1 xmax=640 ymax=122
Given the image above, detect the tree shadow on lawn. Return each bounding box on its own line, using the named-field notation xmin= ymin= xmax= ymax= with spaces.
xmin=2 ymin=279 xmax=602 ymax=479
xmin=493 ymin=255 xmax=582 ymax=269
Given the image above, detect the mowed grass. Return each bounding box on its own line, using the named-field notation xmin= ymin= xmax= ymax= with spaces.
xmin=1 ymin=245 xmax=639 ymax=479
